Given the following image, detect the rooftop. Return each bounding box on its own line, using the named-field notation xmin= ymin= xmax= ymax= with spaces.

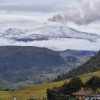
xmin=72 ymin=91 xmax=100 ymax=97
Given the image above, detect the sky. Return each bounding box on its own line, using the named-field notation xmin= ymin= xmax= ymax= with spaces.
xmin=0 ymin=0 xmax=100 ymax=51
xmin=0 ymin=0 xmax=100 ymax=34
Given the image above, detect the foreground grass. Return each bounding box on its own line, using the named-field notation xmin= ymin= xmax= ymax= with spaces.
xmin=16 ymin=80 xmax=69 ymax=99
xmin=0 ymin=80 xmax=69 ymax=100
xmin=0 ymin=71 xmax=100 ymax=100
xmin=79 ymin=70 xmax=100 ymax=82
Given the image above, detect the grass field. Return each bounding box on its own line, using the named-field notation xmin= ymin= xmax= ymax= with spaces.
xmin=0 ymin=71 xmax=100 ymax=100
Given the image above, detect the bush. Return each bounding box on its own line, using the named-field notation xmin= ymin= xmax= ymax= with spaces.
xmin=62 ymin=77 xmax=83 ymax=95
xmin=84 ymin=76 xmax=100 ymax=92
xmin=47 ymin=77 xmax=83 ymax=100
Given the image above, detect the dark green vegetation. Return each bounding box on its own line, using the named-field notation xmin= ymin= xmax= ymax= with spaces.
xmin=0 ymin=46 xmax=65 ymax=68
xmin=0 ymin=46 xmax=68 ymax=89
xmin=54 ymin=51 xmax=100 ymax=81
xmin=47 ymin=76 xmax=100 ymax=100
xmin=62 ymin=77 xmax=83 ymax=95
xmin=0 ymin=46 xmax=97 ymax=89
xmin=84 ymin=76 xmax=100 ymax=92
xmin=47 ymin=77 xmax=83 ymax=100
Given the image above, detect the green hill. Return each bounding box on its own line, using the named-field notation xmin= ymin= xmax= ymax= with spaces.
xmin=0 ymin=46 xmax=91 ymax=89
xmin=0 ymin=46 xmax=97 ymax=89
xmin=0 ymin=46 xmax=69 ymax=89
xmin=64 ymin=56 xmax=89 ymax=69
xmin=54 ymin=51 xmax=100 ymax=81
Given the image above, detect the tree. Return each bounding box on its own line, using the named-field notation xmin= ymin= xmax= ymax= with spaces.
xmin=69 ymin=77 xmax=83 ymax=92
xmin=46 ymin=88 xmax=57 ymax=100
xmin=47 ymin=77 xmax=83 ymax=100
xmin=84 ymin=76 xmax=100 ymax=92
xmin=62 ymin=82 xmax=70 ymax=94
xmin=62 ymin=77 xmax=83 ymax=95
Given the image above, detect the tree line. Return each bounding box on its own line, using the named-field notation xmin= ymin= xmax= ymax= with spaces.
xmin=47 ymin=76 xmax=100 ymax=100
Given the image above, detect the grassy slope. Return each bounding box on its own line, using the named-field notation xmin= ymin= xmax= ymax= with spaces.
xmin=0 ymin=71 xmax=100 ymax=100
xmin=79 ymin=70 xmax=100 ymax=82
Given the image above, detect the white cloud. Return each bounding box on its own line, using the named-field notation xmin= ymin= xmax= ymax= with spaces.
xmin=0 ymin=38 xmax=100 ymax=51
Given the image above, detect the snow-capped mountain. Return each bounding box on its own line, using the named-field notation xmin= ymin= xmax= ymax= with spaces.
xmin=0 ymin=24 xmax=100 ymax=51
xmin=0 ymin=25 xmax=100 ymax=42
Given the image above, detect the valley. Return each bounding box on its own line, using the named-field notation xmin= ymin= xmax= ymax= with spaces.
xmin=54 ymin=50 xmax=100 ymax=81
xmin=0 ymin=46 xmax=97 ymax=89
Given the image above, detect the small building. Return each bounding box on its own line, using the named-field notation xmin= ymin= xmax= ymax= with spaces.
xmin=72 ymin=91 xmax=100 ymax=100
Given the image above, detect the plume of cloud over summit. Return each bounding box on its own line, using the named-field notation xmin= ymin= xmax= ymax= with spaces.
xmin=48 ymin=0 xmax=100 ymax=25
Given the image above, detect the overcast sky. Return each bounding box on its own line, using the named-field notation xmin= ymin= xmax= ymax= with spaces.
xmin=0 ymin=0 xmax=100 ymax=34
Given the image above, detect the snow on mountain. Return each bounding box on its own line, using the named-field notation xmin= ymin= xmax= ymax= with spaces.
xmin=0 ymin=25 xmax=100 ymax=42
xmin=0 ymin=28 xmax=27 ymax=38
xmin=0 ymin=24 xmax=100 ymax=51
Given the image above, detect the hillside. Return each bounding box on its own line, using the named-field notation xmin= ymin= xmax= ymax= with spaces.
xmin=58 ymin=49 xmax=98 ymax=69
xmin=54 ymin=51 xmax=100 ymax=81
xmin=0 ymin=71 xmax=100 ymax=100
xmin=65 ymin=56 xmax=84 ymax=69
xmin=58 ymin=49 xmax=97 ymax=58
xmin=13 ymin=71 xmax=100 ymax=98
xmin=0 ymin=46 xmax=68 ymax=89
xmin=59 ymin=49 xmax=97 ymax=69
xmin=0 ymin=46 xmax=97 ymax=89
xmin=0 ymin=46 xmax=66 ymax=68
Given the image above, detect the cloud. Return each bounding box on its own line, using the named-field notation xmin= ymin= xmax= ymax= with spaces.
xmin=48 ymin=0 xmax=100 ymax=25
xmin=0 ymin=4 xmax=57 ymax=13
xmin=0 ymin=0 xmax=79 ymax=14
xmin=0 ymin=0 xmax=65 ymax=14
xmin=0 ymin=38 xmax=100 ymax=51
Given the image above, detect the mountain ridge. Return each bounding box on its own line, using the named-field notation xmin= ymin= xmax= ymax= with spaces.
xmin=58 ymin=49 xmax=98 ymax=58
xmin=54 ymin=50 xmax=100 ymax=81
xmin=0 ymin=25 xmax=100 ymax=42
xmin=0 ymin=46 xmax=69 ymax=89
xmin=0 ymin=46 xmax=98 ymax=89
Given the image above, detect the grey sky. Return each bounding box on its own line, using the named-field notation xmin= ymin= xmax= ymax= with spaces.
xmin=0 ymin=0 xmax=100 ymax=34
xmin=0 ymin=0 xmax=75 ymax=13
